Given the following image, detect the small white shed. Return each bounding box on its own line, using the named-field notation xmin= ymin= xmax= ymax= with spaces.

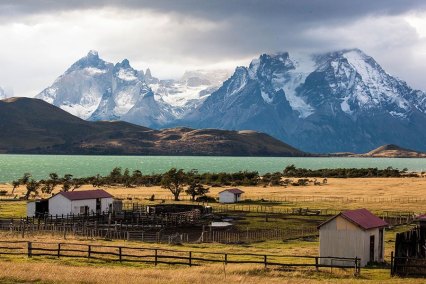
xmin=27 ymin=190 xmax=115 ymax=217
xmin=318 ymin=208 xmax=388 ymax=267
xmin=219 ymin=188 xmax=244 ymax=203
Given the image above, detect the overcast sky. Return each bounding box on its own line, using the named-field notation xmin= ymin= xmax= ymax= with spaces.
xmin=1 ymin=0 xmax=426 ymax=97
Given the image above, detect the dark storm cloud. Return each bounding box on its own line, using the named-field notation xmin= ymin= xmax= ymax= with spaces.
xmin=2 ymin=0 xmax=426 ymax=23
xmin=1 ymin=0 xmax=426 ymax=96
xmin=2 ymin=0 xmax=425 ymax=58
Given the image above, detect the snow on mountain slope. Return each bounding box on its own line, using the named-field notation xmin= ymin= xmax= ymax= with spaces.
xmin=307 ymin=49 xmax=422 ymax=118
xmin=36 ymin=51 xmax=229 ymax=125
xmin=89 ymin=59 xmax=152 ymax=121
xmin=150 ymin=69 xmax=230 ymax=118
xmin=0 ymin=86 xmax=7 ymax=99
xmin=181 ymin=49 xmax=426 ymax=153
xmin=34 ymin=49 xmax=426 ymax=152
xmin=36 ymin=50 xmax=113 ymax=119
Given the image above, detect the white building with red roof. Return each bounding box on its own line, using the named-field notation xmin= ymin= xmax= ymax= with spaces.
xmin=27 ymin=189 xmax=114 ymax=217
xmin=218 ymin=188 xmax=244 ymax=203
xmin=318 ymin=208 xmax=388 ymax=267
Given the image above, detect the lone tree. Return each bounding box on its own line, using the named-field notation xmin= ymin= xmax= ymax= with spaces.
xmin=161 ymin=168 xmax=187 ymax=201
xmin=185 ymin=182 xmax=209 ymax=201
xmin=19 ymin=173 xmax=32 ymax=185
xmin=62 ymin=174 xmax=73 ymax=192
xmin=41 ymin=172 xmax=60 ymax=194
xmin=24 ymin=179 xmax=40 ymax=200
xmin=11 ymin=180 xmax=20 ymax=195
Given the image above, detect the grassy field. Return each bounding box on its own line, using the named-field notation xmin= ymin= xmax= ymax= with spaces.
xmin=2 ymin=177 xmax=426 ymax=218
xmin=0 ymin=225 xmax=422 ymax=284
xmin=0 ymin=178 xmax=425 ymax=282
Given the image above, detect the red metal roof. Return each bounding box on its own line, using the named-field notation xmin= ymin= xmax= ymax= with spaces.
xmin=56 ymin=190 xmax=113 ymax=201
xmin=417 ymin=214 xmax=426 ymax=221
xmin=219 ymin=188 xmax=245 ymax=194
xmin=319 ymin=208 xmax=388 ymax=230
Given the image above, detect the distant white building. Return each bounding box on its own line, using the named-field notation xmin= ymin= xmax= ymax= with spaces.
xmin=219 ymin=188 xmax=244 ymax=203
xmin=318 ymin=208 xmax=388 ymax=267
xmin=27 ymin=190 xmax=114 ymax=217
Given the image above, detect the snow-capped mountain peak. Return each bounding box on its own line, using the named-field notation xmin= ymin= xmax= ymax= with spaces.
xmin=35 ymin=49 xmax=426 ymax=153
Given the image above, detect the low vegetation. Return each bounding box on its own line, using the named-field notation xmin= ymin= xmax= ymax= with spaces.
xmin=7 ymin=165 xmax=418 ymax=201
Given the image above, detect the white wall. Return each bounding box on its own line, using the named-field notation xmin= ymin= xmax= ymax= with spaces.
xmin=70 ymin=199 xmax=96 ymax=215
xmin=49 ymin=195 xmax=114 ymax=216
xmin=49 ymin=194 xmax=72 ymax=216
xmin=219 ymin=191 xmax=237 ymax=203
xmin=101 ymin=197 xmax=113 ymax=213
xmin=319 ymin=216 xmax=384 ymax=267
xmin=27 ymin=201 xmax=36 ymax=217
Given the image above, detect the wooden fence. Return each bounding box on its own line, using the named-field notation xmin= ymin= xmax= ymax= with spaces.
xmin=391 ymin=225 xmax=426 ymax=276
xmin=201 ymin=228 xmax=318 ymax=243
xmin=126 ymin=195 xmax=426 ymax=205
xmin=0 ymin=240 xmax=361 ymax=275
xmin=391 ymin=253 xmax=426 ymax=277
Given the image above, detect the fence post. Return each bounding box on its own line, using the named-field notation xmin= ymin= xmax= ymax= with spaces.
xmin=224 ymin=253 xmax=228 ymax=265
xmin=27 ymin=241 xmax=32 ymax=258
xmin=390 ymin=252 xmax=394 ymax=276
xmin=315 ymin=257 xmax=319 ymax=271
xmin=354 ymin=257 xmax=360 ymax=276
xmin=58 ymin=243 xmax=61 ymax=258
xmin=264 ymin=255 xmax=267 ymax=268
xmin=189 ymin=251 xmax=192 ymax=266
xmin=119 ymin=247 xmax=122 ymax=262
xmin=154 ymin=249 xmax=158 ymax=266
xmin=88 ymin=245 xmax=91 ymax=258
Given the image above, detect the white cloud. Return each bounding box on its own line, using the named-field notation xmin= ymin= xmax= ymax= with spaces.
xmin=1 ymin=3 xmax=426 ymax=97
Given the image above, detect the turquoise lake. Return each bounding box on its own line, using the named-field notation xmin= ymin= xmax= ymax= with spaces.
xmin=0 ymin=155 xmax=425 ymax=183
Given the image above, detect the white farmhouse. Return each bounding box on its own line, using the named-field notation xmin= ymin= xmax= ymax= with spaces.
xmin=27 ymin=189 xmax=114 ymax=217
xmin=219 ymin=188 xmax=244 ymax=203
xmin=318 ymin=208 xmax=388 ymax=267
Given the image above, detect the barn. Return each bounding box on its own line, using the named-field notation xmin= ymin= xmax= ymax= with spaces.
xmin=318 ymin=208 xmax=388 ymax=267
xmin=27 ymin=190 xmax=114 ymax=217
xmin=218 ymin=188 xmax=244 ymax=203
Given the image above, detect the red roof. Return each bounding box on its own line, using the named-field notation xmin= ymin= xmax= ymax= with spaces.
xmin=219 ymin=188 xmax=245 ymax=194
xmin=319 ymin=208 xmax=388 ymax=230
xmin=417 ymin=214 xmax=426 ymax=221
xmin=55 ymin=190 xmax=113 ymax=201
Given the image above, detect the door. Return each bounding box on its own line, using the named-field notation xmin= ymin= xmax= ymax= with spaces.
xmin=96 ymin=198 xmax=101 ymax=214
xmin=369 ymin=235 xmax=375 ymax=262
xmin=378 ymin=229 xmax=384 ymax=261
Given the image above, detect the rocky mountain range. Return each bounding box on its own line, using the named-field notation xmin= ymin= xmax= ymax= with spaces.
xmin=36 ymin=50 xmax=229 ymax=128
xmin=0 ymin=97 xmax=304 ymax=156
xmin=34 ymin=49 xmax=426 ymax=153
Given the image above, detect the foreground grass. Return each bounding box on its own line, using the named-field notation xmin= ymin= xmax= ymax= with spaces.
xmin=0 ymin=227 xmax=423 ymax=283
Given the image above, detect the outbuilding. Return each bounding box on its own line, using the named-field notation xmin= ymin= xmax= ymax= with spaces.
xmin=318 ymin=208 xmax=388 ymax=267
xmin=218 ymin=188 xmax=244 ymax=203
xmin=27 ymin=189 xmax=114 ymax=217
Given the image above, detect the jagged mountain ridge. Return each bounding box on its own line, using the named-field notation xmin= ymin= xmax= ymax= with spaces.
xmin=36 ymin=51 xmax=228 ymax=127
xmin=35 ymin=49 xmax=426 ymax=153
xmin=180 ymin=49 xmax=426 ymax=152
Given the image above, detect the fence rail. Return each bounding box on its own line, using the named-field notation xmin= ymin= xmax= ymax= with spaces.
xmin=201 ymin=228 xmax=318 ymax=243
xmin=0 ymin=240 xmax=361 ymax=275
xmin=391 ymin=252 xmax=426 ymax=277
xmin=123 ymin=195 xmax=426 ymax=205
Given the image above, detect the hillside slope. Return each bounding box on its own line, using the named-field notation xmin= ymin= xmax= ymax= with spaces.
xmin=0 ymin=97 xmax=305 ymax=156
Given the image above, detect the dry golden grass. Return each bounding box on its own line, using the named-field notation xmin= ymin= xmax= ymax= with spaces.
xmin=2 ymin=177 xmax=426 ymax=213
xmin=0 ymin=226 xmax=421 ymax=283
